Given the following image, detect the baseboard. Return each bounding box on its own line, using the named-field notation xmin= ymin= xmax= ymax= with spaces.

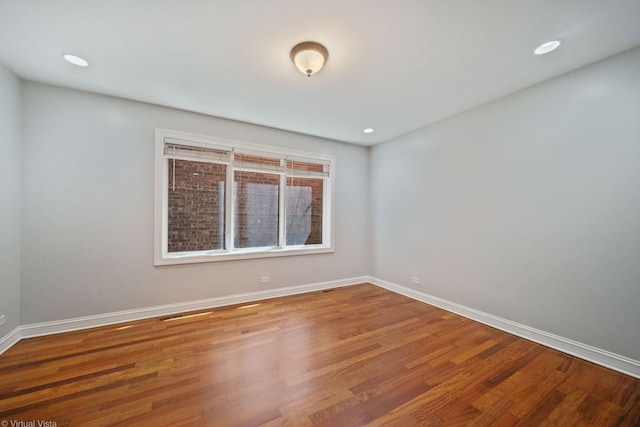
xmin=366 ymin=276 xmax=640 ymax=379
xmin=0 ymin=327 xmax=22 ymax=356
xmin=3 ymin=275 xmax=638 ymax=379
xmin=1 ymin=276 xmax=368 ymax=355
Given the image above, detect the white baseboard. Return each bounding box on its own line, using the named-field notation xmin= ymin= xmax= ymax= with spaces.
xmin=366 ymin=276 xmax=640 ymax=379
xmin=0 ymin=327 xmax=21 ymax=356
xmin=2 ymin=275 xmax=638 ymax=379
xmin=0 ymin=276 xmax=368 ymax=355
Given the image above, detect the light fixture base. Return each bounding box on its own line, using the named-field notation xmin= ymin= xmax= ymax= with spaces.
xmin=290 ymin=41 xmax=328 ymax=77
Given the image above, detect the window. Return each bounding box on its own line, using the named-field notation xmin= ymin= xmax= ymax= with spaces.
xmin=154 ymin=129 xmax=334 ymax=265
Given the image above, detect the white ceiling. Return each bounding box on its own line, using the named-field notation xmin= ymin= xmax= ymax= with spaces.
xmin=1 ymin=1 xmax=640 ymax=146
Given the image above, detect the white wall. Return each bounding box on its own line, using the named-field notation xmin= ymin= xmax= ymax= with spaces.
xmin=20 ymin=83 xmax=369 ymax=324
xmin=0 ymin=64 xmax=22 ymax=335
xmin=371 ymin=47 xmax=640 ymax=361
xmin=10 ymin=46 xmax=640 ymax=367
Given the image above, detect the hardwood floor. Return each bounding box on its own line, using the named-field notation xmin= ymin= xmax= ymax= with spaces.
xmin=0 ymin=283 xmax=638 ymax=426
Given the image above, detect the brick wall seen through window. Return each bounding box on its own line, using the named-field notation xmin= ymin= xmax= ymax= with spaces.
xmin=156 ymin=129 xmax=334 ymax=264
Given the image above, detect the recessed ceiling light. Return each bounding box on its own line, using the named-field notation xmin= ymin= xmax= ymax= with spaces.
xmin=534 ymin=40 xmax=561 ymax=55
xmin=363 ymin=128 xmax=374 ymax=134
xmin=62 ymin=53 xmax=89 ymax=67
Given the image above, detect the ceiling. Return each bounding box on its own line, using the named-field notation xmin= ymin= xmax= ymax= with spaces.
xmin=1 ymin=1 xmax=640 ymax=146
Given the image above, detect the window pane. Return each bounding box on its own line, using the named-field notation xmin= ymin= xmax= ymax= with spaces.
xmin=286 ymin=159 xmax=325 ymax=174
xmin=234 ymin=171 xmax=280 ymax=248
xmin=167 ymin=159 xmax=226 ymax=252
xmin=235 ymin=153 xmax=282 ymax=167
xmin=286 ymin=177 xmax=323 ymax=245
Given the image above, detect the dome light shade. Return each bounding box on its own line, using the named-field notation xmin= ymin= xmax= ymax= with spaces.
xmin=290 ymin=42 xmax=328 ymax=77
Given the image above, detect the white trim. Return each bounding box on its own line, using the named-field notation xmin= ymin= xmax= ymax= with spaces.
xmin=365 ymin=276 xmax=640 ymax=379
xmin=155 ymin=245 xmax=335 ymax=265
xmin=0 ymin=327 xmax=22 ymax=356
xmin=279 ymin=171 xmax=287 ymax=248
xmin=156 ymin=129 xmax=335 ymax=163
xmin=154 ymin=128 xmax=336 ymax=266
xmin=0 ymin=277 xmax=368 ymax=354
xmin=3 ymin=276 xmax=638 ymax=379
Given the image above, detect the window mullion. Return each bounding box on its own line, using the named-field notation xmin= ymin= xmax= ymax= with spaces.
xmin=279 ymin=171 xmax=286 ymax=248
xmin=226 ymin=154 xmax=235 ymax=251
xmin=325 ymin=172 xmax=333 ymax=247
xmin=321 ymin=175 xmax=329 ymax=247
xmin=162 ymin=158 xmax=169 ymax=256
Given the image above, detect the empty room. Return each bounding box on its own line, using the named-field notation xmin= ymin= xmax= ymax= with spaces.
xmin=0 ymin=1 xmax=639 ymax=426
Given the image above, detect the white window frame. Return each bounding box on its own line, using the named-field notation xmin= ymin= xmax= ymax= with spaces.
xmin=154 ymin=128 xmax=335 ymax=265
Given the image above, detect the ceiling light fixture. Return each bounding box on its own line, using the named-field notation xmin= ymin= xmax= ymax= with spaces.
xmin=363 ymin=128 xmax=374 ymax=134
xmin=534 ymin=40 xmax=561 ymax=55
xmin=62 ymin=53 xmax=89 ymax=67
xmin=290 ymin=41 xmax=328 ymax=77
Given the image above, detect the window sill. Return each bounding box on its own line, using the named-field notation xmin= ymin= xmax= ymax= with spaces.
xmin=154 ymin=245 xmax=334 ymax=266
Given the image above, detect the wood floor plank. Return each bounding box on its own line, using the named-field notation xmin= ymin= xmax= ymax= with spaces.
xmin=0 ymin=283 xmax=637 ymax=426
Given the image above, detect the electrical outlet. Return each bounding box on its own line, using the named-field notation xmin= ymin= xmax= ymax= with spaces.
xmin=0 ymin=315 xmax=5 ymax=326
xmin=411 ymin=276 xmax=420 ymax=284
xmin=260 ymin=276 xmax=270 ymax=284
